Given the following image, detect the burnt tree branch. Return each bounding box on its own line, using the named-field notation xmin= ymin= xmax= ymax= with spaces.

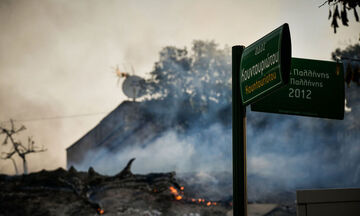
xmin=116 ymin=157 xmax=136 ymax=178
xmin=0 ymin=120 xmax=46 ymax=174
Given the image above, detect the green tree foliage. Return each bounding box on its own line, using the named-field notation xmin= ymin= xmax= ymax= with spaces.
xmin=332 ymin=43 xmax=360 ymax=86
xmin=146 ymin=40 xmax=231 ymax=109
xmin=321 ymin=0 xmax=360 ymax=33
xmin=147 ymin=46 xmax=192 ymax=100
xmin=332 ymin=43 xmax=360 ymax=60
xmin=144 ymin=40 xmax=232 ymax=129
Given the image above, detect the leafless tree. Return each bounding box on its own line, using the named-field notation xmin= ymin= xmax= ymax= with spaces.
xmin=0 ymin=119 xmax=46 ymax=174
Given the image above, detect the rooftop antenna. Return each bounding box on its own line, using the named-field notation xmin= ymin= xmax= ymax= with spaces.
xmin=113 ymin=65 xmax=129 ymax=86
xmin=113 ymin=64 xmax=146 ymax=102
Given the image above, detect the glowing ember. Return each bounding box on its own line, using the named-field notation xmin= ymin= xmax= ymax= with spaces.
xmin=169 ymin=186 xmax=183 ymax=200
xmin=97 ymin=208 xmax=105 ymax=215
xmin=169 ymin=186 xmax=177 ymax=194
xmin=175 ymin=195 xmax=182 ymax=200
xmin=168 ymin=186 xmax=220 ymax=207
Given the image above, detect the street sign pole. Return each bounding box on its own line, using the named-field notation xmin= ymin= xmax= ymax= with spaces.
xmin=233 ymin=23 xmax=291 ymax=216
xmin=232 ymin=45 xmax=247 ymax=216
xmin=232 ymin=23 xmax=344 ymax=216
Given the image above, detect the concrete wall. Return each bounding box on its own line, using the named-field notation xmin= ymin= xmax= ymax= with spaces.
xmin=297 ymin=188 xmax=360 ymax=216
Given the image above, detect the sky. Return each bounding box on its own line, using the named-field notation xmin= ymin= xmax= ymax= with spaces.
xmin=0 ymin=0 xmax=359 ymax=174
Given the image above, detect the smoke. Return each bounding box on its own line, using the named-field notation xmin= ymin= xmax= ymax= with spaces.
xmin=2 ymin=0 xmax=360 ymax=203
xmin=74 ymin=42 xmax=360 ymax=202
xmin=0 ymin=82 xmax=63 ymax=174
xmin=74 ymin=116 xmax=234 ymax=201
xmin=76 ymin=123 xmax=232 ymax=175
xmin=246 ymin=88 xmax=360 ymax=198
xmin=0 ymin=0 xmax=165 ymax=174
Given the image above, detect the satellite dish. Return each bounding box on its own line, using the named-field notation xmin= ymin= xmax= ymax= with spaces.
xmin=122 ymin=75 xmax=146 ymax=101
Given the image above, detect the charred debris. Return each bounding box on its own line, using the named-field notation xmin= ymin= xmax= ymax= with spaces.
xmin=0 ymin=158 xmax=232 ymax=216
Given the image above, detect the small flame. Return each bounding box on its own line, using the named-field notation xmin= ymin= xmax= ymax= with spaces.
xmin=169 ymin=186 xmax=183 ymax=200
xmin=169 ymin=186 xmax=219 ymax=207
xmin=97 ymin=208 xmax=105 ymax=215
xmin=169 ymin=186 xmax=177 ymax=194
xmin=193 ymin=199 xmax=217 ymax=206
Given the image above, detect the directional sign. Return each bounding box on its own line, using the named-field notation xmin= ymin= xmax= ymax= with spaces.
xmin=251 ymin=58 xmax=344 ymax=120
xmin=240 ymin=23 xmax=291 ymax=106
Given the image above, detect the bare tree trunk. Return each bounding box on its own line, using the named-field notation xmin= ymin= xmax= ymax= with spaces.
xmin=10 ymin=158 xmax=19 ymax=175
xmin=1 ymin=122 xmax=46 ymax=175
xmin=22 ymin=156 xmax=28 ymax=175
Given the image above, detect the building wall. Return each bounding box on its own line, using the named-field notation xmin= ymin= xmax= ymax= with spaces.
xmin=66 ymin=101 xmax=166 ymax=169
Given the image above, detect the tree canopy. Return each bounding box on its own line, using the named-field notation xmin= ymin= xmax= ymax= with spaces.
xmin=144 ymin=40 xmax=232 ymax=128
xmin=146 ymin=40 xmax=231 ymax=108
xmin=332 ymin=43 xmax=360 ymax=86
xmin=332 ymin=43 xmax=360 ymax=60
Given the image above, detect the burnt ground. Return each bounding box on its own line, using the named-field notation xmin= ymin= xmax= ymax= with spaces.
xmin=0 ymin=159 xmax=296 ymax=216
xmin=0 ymin=159 xmax=232 ymax=216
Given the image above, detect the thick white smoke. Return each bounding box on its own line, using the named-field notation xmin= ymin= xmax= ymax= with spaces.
xmin=73 ymin=42 xmax=360 ymax=202
xmin=76 ymin=123 xmax=232 ymax=175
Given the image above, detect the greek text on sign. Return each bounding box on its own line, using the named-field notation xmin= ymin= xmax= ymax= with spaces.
xmin=251 ymin=57 xmax=344 ymax=120
xmin=240 ymin=23 xmax=291 ymax=106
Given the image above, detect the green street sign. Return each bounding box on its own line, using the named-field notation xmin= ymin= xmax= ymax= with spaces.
xmin=251 ymin=58 xmax=345 ymax=120
xmin=240 ymin=23 xmax=291 ymax=106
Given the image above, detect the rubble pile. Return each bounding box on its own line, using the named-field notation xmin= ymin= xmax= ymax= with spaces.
xmin=0 ymin=159 xmax=231 ymax=216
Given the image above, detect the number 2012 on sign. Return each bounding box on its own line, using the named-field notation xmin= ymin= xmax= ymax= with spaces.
xmin=288 ymin=88 xmax=311 ymax=100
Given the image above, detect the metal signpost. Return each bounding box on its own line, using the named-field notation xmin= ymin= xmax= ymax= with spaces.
xmin=251 ymin=58 xmax=345 ymax=120
xmin=233 ymin=23 xmax=291 ymax=216
xmin=232 ymin=45 xmax=246 ymax=216
xmin=233 ymin=23 xmax=345 ymax=216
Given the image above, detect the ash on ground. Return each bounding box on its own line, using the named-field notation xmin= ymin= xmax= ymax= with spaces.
xmin=0 ymin=158 xmax=296 ymax=216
